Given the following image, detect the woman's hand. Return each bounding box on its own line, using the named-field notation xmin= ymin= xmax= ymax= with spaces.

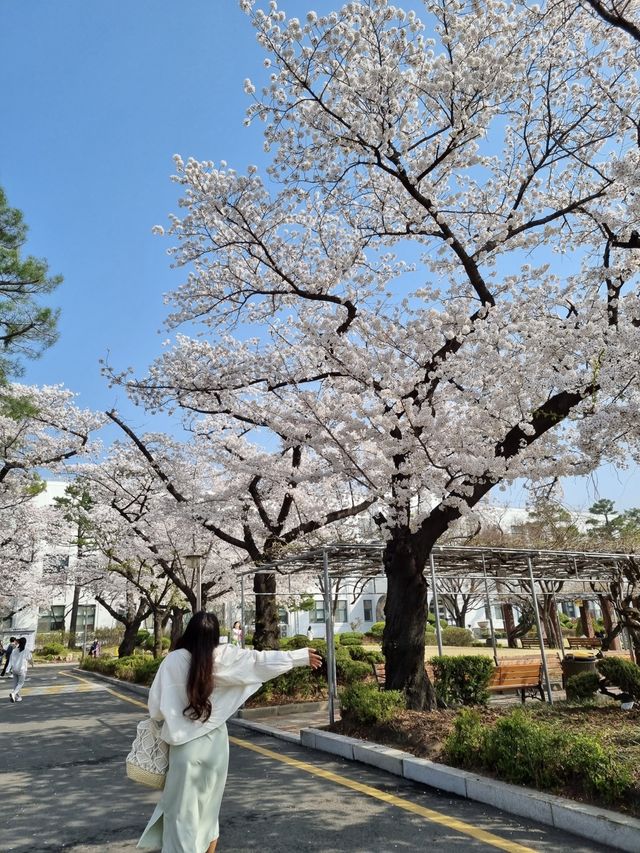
xmin=308 ymin=649 xmax=323 ymax=669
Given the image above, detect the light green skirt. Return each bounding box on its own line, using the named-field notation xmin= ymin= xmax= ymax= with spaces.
xmin=137 ymin=723 xmax=229 ymax=853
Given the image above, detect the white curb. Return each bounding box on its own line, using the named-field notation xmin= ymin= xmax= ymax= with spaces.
xmin=300 ymin=726 xmax=640 ymax=852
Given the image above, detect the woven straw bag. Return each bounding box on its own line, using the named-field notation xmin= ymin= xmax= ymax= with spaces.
xmin=126 ymin=718 xmax=169 ymax=790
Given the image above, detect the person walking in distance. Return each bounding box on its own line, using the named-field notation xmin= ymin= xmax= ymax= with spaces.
xmin=137 ymin=611 xmax=322 ymax=853
xmin=1 ymin=638 xmax=17 ymax=678
xmin=9 ymin=638 xmax=32 ymax=702
xmin=230 ymin=621 xmax=243 ymax=646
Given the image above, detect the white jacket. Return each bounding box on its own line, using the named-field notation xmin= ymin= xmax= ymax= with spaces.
xmin=148 ymin=645 xmax=310 ymax=745
xmin=10 ymin=648 xmax=31 ymax=675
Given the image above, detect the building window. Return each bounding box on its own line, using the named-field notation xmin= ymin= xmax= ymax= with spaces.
xmin=76 ymin=605 xmax=96 ymax=634
xmin=363 ymin=599 xmax=373 ymax=622
xmin=312 ymin=601 xmax=325 ymax=623
xmin=335 ymin=600 xmax=348 ymax=623
xmin=38 ymin=605 xmax=66 ymax=633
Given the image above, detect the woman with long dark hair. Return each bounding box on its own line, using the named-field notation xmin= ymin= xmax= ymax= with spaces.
xmin=137 ymin=611 xmax=321 ymax=853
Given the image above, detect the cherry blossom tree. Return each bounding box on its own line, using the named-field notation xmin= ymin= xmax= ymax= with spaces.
xmin=0 ymin=383 xmax=103 ymax=511
xmin=115 ymin=0 xmax=640 ymax=706
xmin=104 ymin=410 xmax=375 ymax=647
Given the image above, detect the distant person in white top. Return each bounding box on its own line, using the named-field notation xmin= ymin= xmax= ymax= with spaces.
xmin=137 ymin=610 xmax=322 ymax=853
xmin=230 ymin=621 xmax=243 ymax=646
xmin=307 ymin=625 xmax=313 ymax=641
xmin=9 ymin=637 xmax=32 ymax=703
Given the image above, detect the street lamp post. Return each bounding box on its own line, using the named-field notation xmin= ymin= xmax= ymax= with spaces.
xmin=185 ymin=553 xmax=203 ymax=612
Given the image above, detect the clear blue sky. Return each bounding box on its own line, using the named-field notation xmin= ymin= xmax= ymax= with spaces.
xmin=1 ymin=0 xmax=637 ymax=512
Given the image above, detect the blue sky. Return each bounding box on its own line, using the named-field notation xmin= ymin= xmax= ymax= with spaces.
xmin=1 ymin=0 xmax=637 ymax=512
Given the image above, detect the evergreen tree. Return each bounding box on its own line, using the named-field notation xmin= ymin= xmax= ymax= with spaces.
xmin=0 ymin=186 xmax=61 ymax=382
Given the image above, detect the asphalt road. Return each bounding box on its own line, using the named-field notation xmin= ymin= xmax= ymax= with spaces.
xmin=0 ymin=666 xmax=618 ymax=852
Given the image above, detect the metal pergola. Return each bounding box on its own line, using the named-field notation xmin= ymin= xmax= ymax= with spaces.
xmin=237 ymin=543 xmax=638 ymax=723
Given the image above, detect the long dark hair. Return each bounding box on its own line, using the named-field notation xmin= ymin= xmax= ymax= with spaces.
xmin=17 ymin=637 xmax=26 ymax=652
xmin=175 ymin=611 xmax=219 ymax=722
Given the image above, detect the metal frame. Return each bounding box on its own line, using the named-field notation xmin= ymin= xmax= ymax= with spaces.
xmin=237 ymin=542 xmax=638 ymax=721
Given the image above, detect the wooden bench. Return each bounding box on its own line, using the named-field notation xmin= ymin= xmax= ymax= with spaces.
xmin=488 ymin=662 xmax=545 ymax=702
xmin=373 ymin=656 xmax=560 ymax=703
xmin=567 ymin=637 xmax=602 ymax=650
xmin=519 ymin=638 xmax=542 ymax=649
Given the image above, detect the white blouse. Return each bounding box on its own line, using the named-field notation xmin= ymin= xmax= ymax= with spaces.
xmin=148 ymin=644 xmax=310 ymax=745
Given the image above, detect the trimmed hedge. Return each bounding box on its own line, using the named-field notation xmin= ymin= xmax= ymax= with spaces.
xmin=340 ymin=682 xmax=405 ymax=725
xmin=425 ymin=626 xmax=474 ymax=646
xmin=81 ymin=654 xmax=162 ymax=685
xmin=368 ymin=622 xmax=385 ymax=639
xmin=347 ymin=645 xmax=384 ymax=665
xmin=597 ymin=657 xmax=640 ymax=701
xmin=445 ymin=708 xmax=632 ymax=803
xmin=566 ymin=671 xmax=600 ymax=702
xmin=431 ymin=655 xmax=494 ymax=706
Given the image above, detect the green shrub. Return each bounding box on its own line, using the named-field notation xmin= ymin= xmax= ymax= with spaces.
xmin=428 ymin=613 xmax=448 ymax=628
xmin=243 ymin=633 xmax=254 ymax=647
xmin=80 ymin=656 xmax=119 ymax=677
xmin=252 ymin=665 xmax=325 ymax=703
xmin=114 ymin=656 xmax=139 ymax=681
xmin=368 ymin=622 xmax=385 ymax=639
xmin=444 ymin=708 xmax=487 ymax=768
xmin=441 ymin=627 xmax=474 ymax=646
xmin=597 ymin=657 xmax=640 ymax=701
xmin=39 ymin=643 xmax=66 ymax=657
xmin=566 ymin=671 xmax=600 ymax=701
xmin=280 ymin=634 xmax=310 ymax=650
xmin=336 ymin=657 xmax=371 ymax=684
xmin=135 ymin=630 xmax=150 ymax=646
xmin=339 ymin=632 xmax=364 ymax=645
xmin=348 ymin=645 xmax=384 ymax=665
xmin=142 ymin=635 xmax=170 ymax=651
xmin=340 ymin=682 xmax=405 ymax=725
xmin=445 ymin=708 xmax=633 ymax=803
xmin=132 ymin=657 xmax=163 ymax=685
xmin=431 ymin=655 xmax=494 ymax=706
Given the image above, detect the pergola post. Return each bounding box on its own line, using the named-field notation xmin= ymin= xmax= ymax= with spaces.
xmin=528 ymin=557 xmax=553 ymax=704
xmin=482 ymin=555 xmax=499 ymax=666
xmin=429 ymin=553 xmax=443 ymax=657
xmin=240 ymin=574 xmax=245 ymax=648
xmin=323 ymin=548 xmax=338 ymax=724
xmin=551 ymin=590 xmax=565 ymax=658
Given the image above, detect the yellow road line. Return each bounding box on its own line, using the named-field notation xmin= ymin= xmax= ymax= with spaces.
xmin=62 ymin=670 xmax=148 ymax=710
xmin=20 ymin=683 xmax=103 ymax=696
xmin=59 ymin=671 xmax=535 ymax=852
xmin=229 ymin=736 xmax=537 ymax=853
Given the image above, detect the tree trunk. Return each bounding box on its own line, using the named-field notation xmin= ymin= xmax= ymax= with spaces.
xmin=119 ymin=621 xmax=142 ymax=658
xmin=502 ymin=604 xmax=517 ymax=647
xmin=579 ymin=601 xmax=595 ymax=637
xmin=382 ymin=529 xmax=437 ymax=711
xmin=540 ymin=597 xmax=563 ymax=649
xmin=169 ymin=607 xmax=185 ymax=650
xmin=599 ymin=596 xmax=622 ymax=650
xmin=95 ymin=595 xmax=149 ymax=658
xmin=67 ymin=584 xmax=81 ymax=649
xmin=153 ymin=610 xmax=164 ymax=659
xmin=253 ymin=572 xmax=279 ymax=650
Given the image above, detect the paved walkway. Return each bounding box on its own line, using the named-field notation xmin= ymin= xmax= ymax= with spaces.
xmin=0 ymin=666 xmax=620 ymax=852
